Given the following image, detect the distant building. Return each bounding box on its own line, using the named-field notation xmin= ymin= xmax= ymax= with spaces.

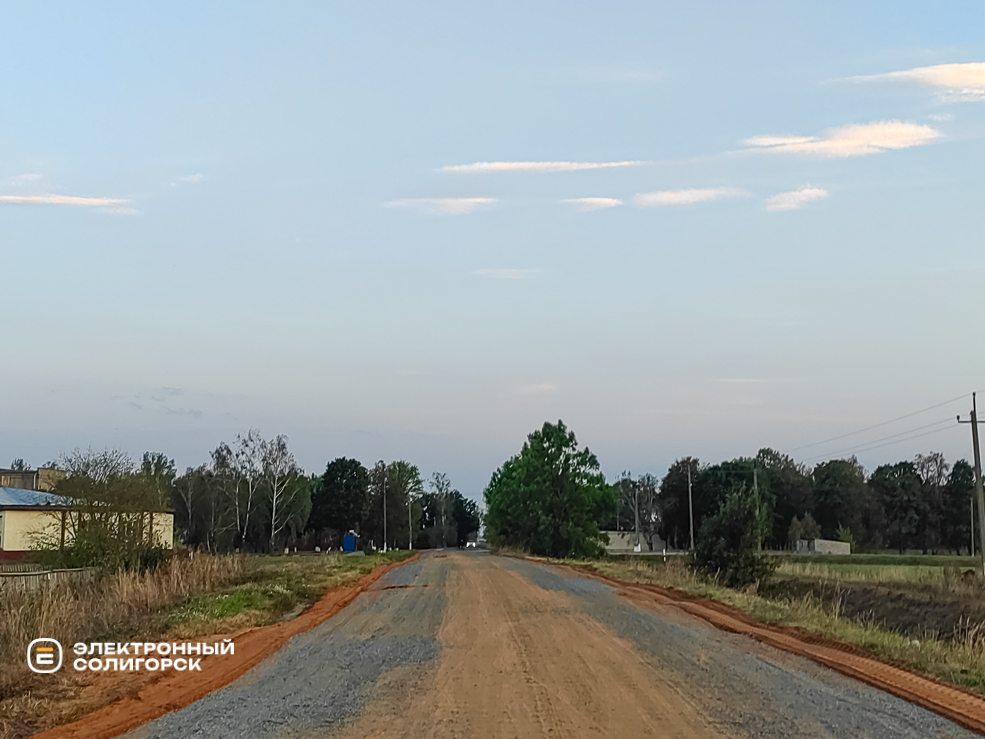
xmin=0 ymin=467 xmax=65 ymax=492
xmin=0 ymin=487 xmax=174 ymax=561
xmin=603 ymin=530 xmax=666 ymax=554
xmin=796 ymin=538 xmax=851 ymax=555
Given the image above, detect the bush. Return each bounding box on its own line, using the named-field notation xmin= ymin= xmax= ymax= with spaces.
xmin=693 ymin=485 xmax=776 ymax=588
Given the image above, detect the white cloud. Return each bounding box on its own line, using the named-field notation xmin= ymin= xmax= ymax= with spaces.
xmin=442 ymin=160 xmax=642 ymax=174
xmin=744 ymin=120 xmax=940 ymax=158
xmin=385 ymin=197 xmax=495 ymax=215
xmin=472 ymin=269 xmax=535 ymax=279
xmin=634 ymin=187 xmax=745 ymax=206
xmin=0 ymin=193 xmax=129 ymax=206
xmin=848 ymin=62 xmax=985 ymax=102
xmin=560 ymin=197 xmax=623 ymax=211
xmin=14 ymin=173 xmax=43 ymax=182
xmin=766 ymin=186 xmax=829 ymax=212
xmin=178 ymin=173 xmax=206 ymax=182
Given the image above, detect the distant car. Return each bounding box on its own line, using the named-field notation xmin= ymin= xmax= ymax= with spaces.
xmin=465 ymin=540 xmax=477 ymax=549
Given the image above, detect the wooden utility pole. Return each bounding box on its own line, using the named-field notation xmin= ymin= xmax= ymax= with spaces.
xmin=687 ymin=463 xmax=695 ymax=551
xmin=958 ymin=393 xmax=985 ymax=576
xmin=381 ymin=462 xmax=387 ymax=553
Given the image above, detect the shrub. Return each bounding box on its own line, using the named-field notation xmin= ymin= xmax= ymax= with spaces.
xmin=693 ymin=485 xmax=776 ymax=588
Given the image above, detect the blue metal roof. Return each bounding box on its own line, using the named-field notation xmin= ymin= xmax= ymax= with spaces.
xmin=0 ymin=487 xmax=62 ymax=507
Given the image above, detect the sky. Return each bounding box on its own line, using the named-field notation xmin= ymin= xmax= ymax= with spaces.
xmin=2 ymin=2 xmax=984 ymax=498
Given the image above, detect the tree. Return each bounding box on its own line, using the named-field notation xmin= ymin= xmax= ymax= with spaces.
xmin=756 ymin=448 xmax=813 ymax=549
xmin=364 ymin=461 xmax=423 ymax=550
xmin=658 ymin=457 xmax=700 ymax=549
xmin=9 ymin=458 xmax=29 ymax=471
xmin=141 ymin=452 xmax=176 ymax=509
xmin=483 ymin=420 xmax=616 ymax=558
xmin=695 ymin=458 xmax=772 ymax=544
xmin=309 ymin=458 xmax=369 ymax=543
xmin=451 ymin=491 xmax=481 ymax=547
xmin=261 ymin=435 xmax=309 ymax=551
xmin=812 ymin=458 xmax=869 ymax=541
xmin=173 ymin=464 xmax=236 ymax=552
xmin=870 ymin=462 xmax=922 ymax=554
xmin=914 ymin=452 xmax=949 ymax=554
xmin=40 ymin=448 xmax=168 ymax=570
xmin=942 ymin=460 xmax=976 ymax=554
xmin=693 ymin=483 xmax=775 ymax=587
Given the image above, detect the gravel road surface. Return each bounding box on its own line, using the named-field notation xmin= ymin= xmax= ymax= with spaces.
xmin=124 ymin=552 xmax=978 ymax=739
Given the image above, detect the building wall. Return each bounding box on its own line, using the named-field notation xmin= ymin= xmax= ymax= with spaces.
xmin=0 ymin=510 xmax=62 ymax=552
xmin=0 ymin=510 xmax=174 ymax=553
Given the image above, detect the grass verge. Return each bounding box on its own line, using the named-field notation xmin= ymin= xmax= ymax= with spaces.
xmin=588 ymin=556 xmax=985 ymax=698
xmin=0 ymin=550 xmax=412 ymax=739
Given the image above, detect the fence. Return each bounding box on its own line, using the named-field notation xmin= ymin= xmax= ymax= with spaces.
xmin=0 ymin=567 xmax=98 ymax=592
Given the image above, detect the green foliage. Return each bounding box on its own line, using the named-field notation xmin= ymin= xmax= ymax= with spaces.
xmin=942 ymin=460 xmax=975 ymax=554
xmin=693 ymin=484 xmax=775 ymax=587
xmin=484 ymin=420 xmax=616 ymax=558
xmin=657 ymin=457 xmax=699 ymax=549
xmin=836 ymin=524 xmax=856 ymax=552
xmin=310 ymin=457 xmax=369 ymax=537
xmin=870 ymin=461 xmax=923 ymax=554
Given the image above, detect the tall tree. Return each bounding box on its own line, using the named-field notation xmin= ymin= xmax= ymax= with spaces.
xmin=309 ymin=458 xmax=369 ymax=541
xmin=261 ymin=434 xmax=309 ymax=551
xmin=811 ymin=457 xmax=869 ymax=541
xmin=756 ymin=448 xmax=813 ymax=549
xmin=942 ymin=460 xmax=976 ymax=554
xmin=870 ymin=461 xmax=922 ymax=554
xmin=484 ymin=420 xmax=616 ymax=558
xmin=658 ymin=457 xmax=700 ymax=549
xmin=914 ymin=452 xmax=949 ymax=554
xmin=141 ymin=452 xmax=176 ymax=509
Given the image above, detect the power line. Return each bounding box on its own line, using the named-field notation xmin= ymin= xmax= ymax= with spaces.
xmin=785 ymin=393 xmax=969 ymax=454
xmin=800 ymin=417 xmax=955 ymax=462
xmin=802 ymin=422 xmax=957 ymax=463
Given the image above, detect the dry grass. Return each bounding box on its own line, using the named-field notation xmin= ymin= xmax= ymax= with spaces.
xmin=0 ymin=554 xmax=250 ymax=739
xmin=596 ymin=557 xmax=985 ymax=696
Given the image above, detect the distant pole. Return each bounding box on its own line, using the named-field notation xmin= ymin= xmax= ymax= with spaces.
xmin=958 ymin=393 xmax=985 ymax=576
xmin=634 ymin=482 xmax=640 ymax=549
xmin=972 ymin=498 xmax=975 ymax=557
xmin=687 ymin=463 xmax=695 ymax=551
xmin=382 ymin=463 xmax=387 ymax=553
xmin=408 ymin=491 xmax=413 ymax=551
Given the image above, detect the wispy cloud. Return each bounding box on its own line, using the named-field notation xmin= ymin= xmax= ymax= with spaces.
xmin=472 ymin=269 xmax=536 ymax=279
xmin=846 ymin=62 xmax=985 ymax=102
xmin=171 ymin=173 xmax=206 ymax=187
xmin=0 ymin=193 xmax=129 ymax=207
xmin=442 ymin=160 xmax=643 ymax=174
xmin=99 ymin=206 xmax=142 ymax=216
xmin=385 ymin=197 xmax=495 ymax=215
xmin=635 ymin=187 xmax=745 ymax=206
xmin=744 ymin=120 xmax=940 ymax=158
xmin=766 ymin=186 xmax=829 ymax=212
xmin=560 ymin=197 xmax=623 ymax=211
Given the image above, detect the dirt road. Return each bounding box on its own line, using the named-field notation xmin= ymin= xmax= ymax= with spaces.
xmin=123 ymin=552 xmax=977 ymax=739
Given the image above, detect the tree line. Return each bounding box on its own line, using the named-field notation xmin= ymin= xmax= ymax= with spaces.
xmin=31 ymin=430 xmax=480 ymax=566
xmin=484 ymin=420 xmax=979 ymax=560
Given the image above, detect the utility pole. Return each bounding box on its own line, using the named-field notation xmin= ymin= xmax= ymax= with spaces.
xmin=381 ymin=462 xmax=387 ymax=553
xmin=408 ymin=491 xmax=413 ymax=551
xmin=634 ymin=480 xmax=641 ymax=551
xmin=958 ymin=392 xmax=985 ymax=576
xmin=972 ymin=498 xmax=975 ymax=557
xmin=687 ymin=462 xmax=695 ymax=551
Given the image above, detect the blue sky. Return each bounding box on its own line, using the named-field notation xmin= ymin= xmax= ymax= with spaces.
xmin=2 ymin=2 xmax=984 ymax=497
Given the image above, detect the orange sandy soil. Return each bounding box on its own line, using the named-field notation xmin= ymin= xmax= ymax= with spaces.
xmin=565 ymin=561 xmax=985 ymax=736
xmin=30 ymin=554 xmax=418 ymax=739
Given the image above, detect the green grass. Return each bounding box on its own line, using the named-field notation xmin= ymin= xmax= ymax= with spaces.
xmin=161 ymin=550 xmax=414 ymax=636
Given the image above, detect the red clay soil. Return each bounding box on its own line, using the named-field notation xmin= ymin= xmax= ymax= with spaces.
xmin=567 ymin=562 xmax=985 ymax=737
xmin=34 ymin=555 xmax=418 ymax=739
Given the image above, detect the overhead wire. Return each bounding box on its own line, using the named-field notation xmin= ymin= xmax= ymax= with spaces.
xmin=784 ymin=392 xmax=969 ymax=454
xmin=801 ymin=419 xmax=958 ymax=462
xmin=799 ymin=417 xmax=956 ymax=462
